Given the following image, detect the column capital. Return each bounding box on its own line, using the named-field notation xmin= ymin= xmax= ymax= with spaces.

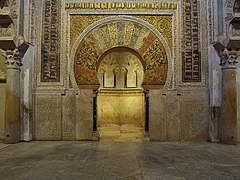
xmin=1 ymin=49 xmax=22 ymax=70
xmin=220 ymin=48 xmax=240 ymax=69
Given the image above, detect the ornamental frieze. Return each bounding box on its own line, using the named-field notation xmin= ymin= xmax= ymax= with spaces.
xmin=65 ymin=2 xmax=177 ymax=10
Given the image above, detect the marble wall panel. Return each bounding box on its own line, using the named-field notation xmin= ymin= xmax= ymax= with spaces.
xmin=180 ymin=91 xmax=209 ymax=141
xmin=76 ymin=90 xmax=93 ymax=140
xmin=62 ymin=91 xmax=76 ymax=140
xmin=21 ymin=46 xmax=34 ymax=141
xmin=0 ymin=84 xmax=6 ymax=140
xmin=149 ymin=90 xmax=166 ymax=141
xmin=35 ymin=93 xmax=62 ymax=140
xmin=165 ymin=93 xmax=181 ymax=141
xmin=97 ymin=92 xmax=145 ymax=127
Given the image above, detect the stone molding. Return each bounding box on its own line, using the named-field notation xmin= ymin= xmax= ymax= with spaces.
xmin=1 ymin=49 xmax=22 ymax=70
xmin=220 ymin=48 xmax=240 ymax=69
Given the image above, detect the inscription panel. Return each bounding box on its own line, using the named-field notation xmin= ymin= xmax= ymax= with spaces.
xmin=183 ymin=0 xmax=201 ymax=82
xmin=65 ymin=2 xmax=177 ymax=10
xmin=41 ymin=0 xmax=61 ymax=82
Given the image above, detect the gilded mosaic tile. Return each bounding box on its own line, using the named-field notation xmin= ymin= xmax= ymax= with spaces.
xmin=74 ymin=20 xmax=168 ymax=86
xmin=70 ymin=15 xmax=107 ymax=51
xmin=70 ymin=15 xmax=173 ymax=52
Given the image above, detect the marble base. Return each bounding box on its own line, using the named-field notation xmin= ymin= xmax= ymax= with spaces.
xmin=98 ymin=124 xmax=144 ymax=141
xmin=149 ymin=90 xmax=166 ymax=141
xmin=76 ymin=90 xmax=93 ymax=140
xmin=97 ymin=91 xmax=145 ymax=127
xmin=149 ymin=89 xmax=209 ymax=141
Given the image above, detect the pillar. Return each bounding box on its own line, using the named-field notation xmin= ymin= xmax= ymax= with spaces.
xmin=1 ymin=49 xmax=22 ymax=144
xmin=220 ymin=48 xmax=239 ymax=144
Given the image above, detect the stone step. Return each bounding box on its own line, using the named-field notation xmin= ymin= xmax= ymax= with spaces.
xmin=98 ymin=124 xmax=144 ymax=141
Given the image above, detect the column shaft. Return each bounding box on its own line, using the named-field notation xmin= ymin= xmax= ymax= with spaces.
xmin=2 ymin=49 xmax=22 ymax=144
xmin=220 ymin=49 xmax=239 ymax=144
xmin=221 ymin=68 xmax=237 ymax=144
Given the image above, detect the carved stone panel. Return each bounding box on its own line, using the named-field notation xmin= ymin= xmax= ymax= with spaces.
xmin=98 ymin=50 xmax=144 ymax=89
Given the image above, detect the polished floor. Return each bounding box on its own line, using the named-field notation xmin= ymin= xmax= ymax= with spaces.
xmin=0 ymin=140 xmax=240 ymax=180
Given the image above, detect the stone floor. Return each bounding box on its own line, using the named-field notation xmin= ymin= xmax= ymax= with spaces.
xmin=0 ymin=141 xmax=240 ymax=180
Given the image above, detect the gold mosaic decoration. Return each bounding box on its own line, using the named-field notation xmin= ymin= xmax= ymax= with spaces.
xmin=70 ymin=15 xmax=173 ymax=52
xmin=143 ymin=39 xmax=167 ymax=84
xmin=75 ymin=40 xmax=99 ymax=84
xmin=136 ymin=15 xmax=172 ymax=52
xmin=74 ymin=19 xmax=168 ymax=86
xmin=70 ymin=15 xmax=107 ymax=51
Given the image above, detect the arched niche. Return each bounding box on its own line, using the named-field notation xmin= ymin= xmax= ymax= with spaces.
xmin=97 ymin=47 xmax=144 ymax=89
xmin=72 ymin=17 xmax=169 ymax=90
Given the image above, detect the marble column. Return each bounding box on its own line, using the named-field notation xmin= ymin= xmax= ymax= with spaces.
xmin=220 ymin=48 xmax=239 ymax=144
xmin=1 ymin=49 xmax=22 ymax=144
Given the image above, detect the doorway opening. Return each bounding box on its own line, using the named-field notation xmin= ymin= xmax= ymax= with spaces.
xmin=96 ymin=48 xmax=146 ymax=141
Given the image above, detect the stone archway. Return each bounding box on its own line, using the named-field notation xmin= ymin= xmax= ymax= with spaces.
xmin=71 ymin=16 xmax=171 ymax=140
xmin=71 ymin=16 xmax=171 ymax=90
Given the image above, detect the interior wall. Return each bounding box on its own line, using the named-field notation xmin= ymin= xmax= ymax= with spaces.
xmin=149 ymin=89 xmax=209 ymax=141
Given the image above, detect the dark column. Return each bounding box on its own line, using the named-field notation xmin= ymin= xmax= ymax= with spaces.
xmin=92 ymin=90 xmax=99 ymax=140
xmin=93 ymin=90 xmax=97 ymax=131
xmin=145 ymin=90 xmax=149 ymax=132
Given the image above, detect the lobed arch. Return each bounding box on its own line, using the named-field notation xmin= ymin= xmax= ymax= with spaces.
xmin=97 ymin=47 xmax=146 ymax=72
xmin=98 ymin=48 xmax=144 ymax=89
xmin=70 ymin=15 xmax=172 ymax=90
